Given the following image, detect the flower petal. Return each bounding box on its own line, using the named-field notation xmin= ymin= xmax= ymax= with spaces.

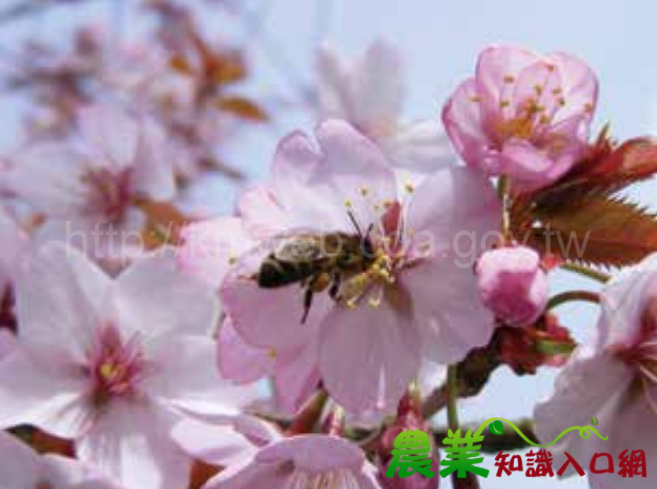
xmin=401 ymin=258 xmax=495 ymax=363
xmin=217 ymin=317 xmax=276 ymax=384
xmin=42 ymin=454 xmax=124 ymax=489
xmin=0 ymin=430 xmax=41 ymax=489
xmin=221 ymin=275 xmax=327 ymax=350
xmin=171 ymin=418 xmax=256 ymax=467
xmin=257 ymin=434 xmax=365 ymax=474
xmin=318 ymin=301 xmax=420 ymax=412
xmin=534 ymin=351 xmax=633 ymax=467
xmin=77 ymin=401 xmax=191 ymax=489
xmin=16 ymin=243 xmax=110 ymax=363
xmin=78 ymin=105 xmax=140 ymax=171
xmin=405 ymin=166 xmax=501 ymax=254
xmin=145 ymin=335 xmax=250 ymax=416
xmin=349 ymin=39 xmax=404 ymax=134
xmin=115 ymin=252 xmax=220 ymax=341
xmin=178 ymin=218 xmax=253 ymax=289
xmin=381 ymin=119 xmax=455 ymax=173
xmin=9 ymin=144 xmax=90 ymax=216
xmin=0 ymin=346 xmax=90 ymax=438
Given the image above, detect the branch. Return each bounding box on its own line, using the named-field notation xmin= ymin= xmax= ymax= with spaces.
xmin=435 ymin=418 xmax=539 ymax=454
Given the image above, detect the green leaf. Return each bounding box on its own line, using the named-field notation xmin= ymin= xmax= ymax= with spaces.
xmin=489 ymin=420 xmax=504 ymax=436
xmin=591 ymin=417 xmax=599 ymax=426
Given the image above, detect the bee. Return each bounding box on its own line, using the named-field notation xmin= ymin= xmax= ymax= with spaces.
xmin=255 ymin=213 xmax=377 ymax=323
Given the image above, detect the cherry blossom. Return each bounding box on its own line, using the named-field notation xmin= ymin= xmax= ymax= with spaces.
xmin=178 ymin=216 xmax=321 ymax=412
xmin=0 ymin=243 xmax=248 ymax=489
xmin=220 ymin=120 xmax=500 ymax=412
xmin=172 ymin=416 xmax=383 ymax=489
xmin=535 ymin=253 xmax=657 ymax=488
xmin=318 ymin=40 xmax=453 ymax=173
xmin=0 ymin=429 xmax=122 ymax=489
xmin=8 ymin=104 xmax=177 ymax=264
xmin=0 ymin=208 xmax=29 ymax=300
xmin=476 ymin=246 xmax=549 ymax=326
xmin=443 ymin=45 xmax=598 ymax=192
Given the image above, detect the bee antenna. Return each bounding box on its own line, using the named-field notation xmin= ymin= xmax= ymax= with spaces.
xmin=347 ymin=210 xmax=364 ymax=238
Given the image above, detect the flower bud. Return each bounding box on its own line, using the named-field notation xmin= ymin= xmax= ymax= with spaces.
xmin=378 ymin=392 xmax=440 ymax=489
xmin=476 ymin=246 xmax=548 ymax=327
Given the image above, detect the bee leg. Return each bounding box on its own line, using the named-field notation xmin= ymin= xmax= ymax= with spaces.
xmin=329 ymin=271 xmax=342 ymax=301
xmin=301 ymin=288 xmax=314 ymax=324
xmin=301 ymin=273 xmax=332 ymax=324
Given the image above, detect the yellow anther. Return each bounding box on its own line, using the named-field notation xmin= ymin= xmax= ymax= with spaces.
xmin=345 ymin=199 xmax=353 ymax=208
xmin=503 ymin=75 xmax=515 ymax=84
xmin=228 ymin=255 xmax=237 ymax=265
xmin=499 ymin=99 xmax=511 ymax=109
xmin=558 ymin=97 xmax=566 ymax=107
xmin=100 ymin=362 xmax=117 ymax=381
xmin=469 ymin=95 xmax=482 ymax=103
xmin=373 ymin=204 xmax=381 ymax=212
xmin=552 ymin=88 xmax=563 ymax=95
xmin=383 ymin=200 xmax=394 ymax=208
xmin=267 ymin=348 xmax=277 ymax=359
xmin=534 ymin=85 xmax=543 ymax=96
xmin=368 ymin=297 xmax=381 ymax=309
xmin=359 ymin=186 xmax=370 ymax=197
xmin=539 ymin=115 xmax=550 ymax=125
xmin=404 ymin=182 xmax=415 ymax=193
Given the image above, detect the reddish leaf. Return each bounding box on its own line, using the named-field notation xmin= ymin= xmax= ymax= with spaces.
xmin=511 ymin=193 xmax=657 ymax=267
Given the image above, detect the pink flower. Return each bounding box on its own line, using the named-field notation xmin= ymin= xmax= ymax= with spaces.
xmin=0 ymin=244 xmax=249 ymax=489
xmin=172 ymin=416 xmax=383 ymax=489
xmin=178 ymin=216 xmax=321 ymax=412
xmin=443 ymin=45 xmax=598 ymax=192
xmin=0 ymin=208 xmax=29 ymax=300
xmin=0 ymin=430 xmax=122 ymax=489
xmin=221 ymin=120 xmax=500 ymax=412
xmin=318 ymin=40 xmax=453 ymax=173
xmin=8 ymin=104 xmax=176 ymax=263
xmin=476 ymin=246 xmax=549 ymax=326
xmin=534 ymin=253 xmax=657 ymax=488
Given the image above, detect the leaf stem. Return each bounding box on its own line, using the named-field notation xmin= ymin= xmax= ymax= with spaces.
xmin=446 ymin=365 xmax=460 ymax=432
xmin=547 ymin=290 xmax=600 ymax=310
xmin=560 ymin=262 xmax=611 ymax=283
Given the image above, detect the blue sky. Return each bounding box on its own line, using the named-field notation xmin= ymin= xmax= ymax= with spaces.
xmin=2 ymin=0 xmax=656 ymax=487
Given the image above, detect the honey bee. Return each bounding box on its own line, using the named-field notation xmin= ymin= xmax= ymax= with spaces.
xmin=255 ymin=214 xmax=377 ymax=323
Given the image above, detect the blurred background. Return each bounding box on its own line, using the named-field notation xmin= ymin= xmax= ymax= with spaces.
xmin=1 ymin=1 xmax=655 ymax=487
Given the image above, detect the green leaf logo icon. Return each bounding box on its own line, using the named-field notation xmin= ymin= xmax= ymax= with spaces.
xmin=489 ymin=420 xmax=504 ymax=435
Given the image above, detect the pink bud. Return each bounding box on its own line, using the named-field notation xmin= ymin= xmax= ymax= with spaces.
xmin=378 ymin=392 xmax=440 ymax=489
xmin=476 ymin=246 xmax=548 ymax=327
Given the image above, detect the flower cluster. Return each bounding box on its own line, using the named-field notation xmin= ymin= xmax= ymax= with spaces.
xmin=1 ymin=3 xmax=657 ymax=489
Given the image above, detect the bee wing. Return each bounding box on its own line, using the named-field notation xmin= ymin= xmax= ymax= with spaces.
xmin=227 ymin=228 xmax=329 ymax=280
